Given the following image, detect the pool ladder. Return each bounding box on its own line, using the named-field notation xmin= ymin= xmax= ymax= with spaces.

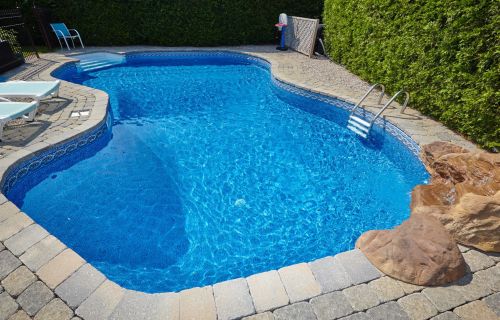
xmin=347 ymin=84 xmax=409 ymax=138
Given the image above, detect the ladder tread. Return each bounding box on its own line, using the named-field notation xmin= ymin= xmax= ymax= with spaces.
xmin=347 ymin=119 xmax=370 ymax=133
xmin=347 ymin=125 xmax=368 ymax=138
xmin=81 ymin=63 xmax=115 ymax=72
xmin=349 ymin=115 xmax=370 ymax=127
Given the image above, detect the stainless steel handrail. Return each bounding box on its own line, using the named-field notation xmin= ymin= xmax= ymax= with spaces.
xmin=349 ymin=83 xmax=385 ymax=116
xmin=369 ymin=90 xmax=409 ymax=127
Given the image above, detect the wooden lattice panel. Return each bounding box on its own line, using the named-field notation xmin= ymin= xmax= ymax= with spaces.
xmin=285 ymin=16 xmax=319 ymax=58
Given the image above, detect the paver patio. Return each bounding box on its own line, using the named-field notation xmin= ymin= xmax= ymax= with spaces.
xmin=0 ymin=46 xmax=497 ymax=320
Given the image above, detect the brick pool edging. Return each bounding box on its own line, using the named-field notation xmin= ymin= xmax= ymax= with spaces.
xmin=1 ymin=50 xmax=423 ymax=194
xmin=0 ymin=47 xmax=497 ymax=320
xmin=0 ymin=52 xmax=385 ymax=319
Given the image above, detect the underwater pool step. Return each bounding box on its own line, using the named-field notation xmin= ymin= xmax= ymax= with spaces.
xmin=347 ymin=114 xmax=371 ymax=138
xmin=79 ymin=60 xmax=114 ymax=66
xmin=347 ymin=125 xmax=368 ymax=138
xmin=348 ymin=115 xmax=370 ymax=128
xmin=78 ymin=61 xmax=121 ymax=72
xmin=79 ymin=60 xmax=116 ymax=67
xmin=347 ymin=118 xmax=370 ymax=133
xmin=73 ymin=52 xmax=125 ymax=73
xmin=81 ymin=63 xmax=116 ymax=72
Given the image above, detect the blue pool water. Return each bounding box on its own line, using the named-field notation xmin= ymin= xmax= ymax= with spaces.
xmin=7 ymin=52 xmax=428 ymax=293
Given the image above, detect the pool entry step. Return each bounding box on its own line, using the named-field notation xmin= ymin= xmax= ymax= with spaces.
xmin=347 ymin=115 xmax=371 ymax=138
xmin=347 ymin=84 xmax=409 ymax=138
xmin=72 ymin=52 xmax=125 ymax=73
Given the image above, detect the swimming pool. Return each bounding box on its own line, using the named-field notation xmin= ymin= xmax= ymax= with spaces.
xmin=6 ymin=51 xmax=428 ymax=293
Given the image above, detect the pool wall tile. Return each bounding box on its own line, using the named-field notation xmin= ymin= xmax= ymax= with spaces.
xmin=1 ymin=50 xmax=424 ymax=201
xmin=278 ymin=263 xmax=321 ymax=303
xmin=0 ymin=47 xmax=491 ymax=320
xmin=247 ymin=270 xmax=289 ymax=313
xmin=1 ymin=120 xmax=108 ymax=195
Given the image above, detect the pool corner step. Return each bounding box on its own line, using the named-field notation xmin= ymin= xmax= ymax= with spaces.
xmin=73 ymin=52 xmax=125 ymax=73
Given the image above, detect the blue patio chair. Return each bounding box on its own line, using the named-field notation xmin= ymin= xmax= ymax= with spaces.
xmin=50 ymin=23 xmax=84 ymax=50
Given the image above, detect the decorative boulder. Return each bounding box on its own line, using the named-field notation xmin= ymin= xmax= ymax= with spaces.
xmin=420 ymin=142 xmax=469 ymax=179
xmin=412 ymin=142 xmax=500 ymax=252
xmin=410 ymin=183 xmax=454 ymax=210
xmin=431 ymin=152 xmax=500 ymax=187
xmin=417 ymin=191 xmax=500 ymax=252
xmin=356 ymin=213 xmax=466 ymax=286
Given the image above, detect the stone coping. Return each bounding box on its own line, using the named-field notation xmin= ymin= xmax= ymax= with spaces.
xmin=1 ymin=49 xmax=424 ymax=195
xmin=0 ymin=46 xmax=491 ymax=320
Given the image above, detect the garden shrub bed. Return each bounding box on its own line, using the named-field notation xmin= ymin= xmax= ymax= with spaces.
xmin=323 ymin=0 xmax=499 ymax=149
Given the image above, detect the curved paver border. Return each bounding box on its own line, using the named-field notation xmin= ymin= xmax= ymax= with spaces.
xmin=0 ymin=46 xmax=495 ymax=320
xmin=2 ymin=50 xmax=423 ymax=195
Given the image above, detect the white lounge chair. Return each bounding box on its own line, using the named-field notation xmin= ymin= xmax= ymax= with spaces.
xmin=0 ymin=80 xmax=60 ymax=102
xmin=50 ymin=23 xmax=84 ymax=50
xmin=0 ymin=98 xmax=38 ymax=140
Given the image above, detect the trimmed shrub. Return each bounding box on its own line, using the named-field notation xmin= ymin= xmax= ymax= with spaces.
xmin=323 ymin=0 xmax=499 ymax=149
xmin=15 ymin=0 xmax=322 ymax=47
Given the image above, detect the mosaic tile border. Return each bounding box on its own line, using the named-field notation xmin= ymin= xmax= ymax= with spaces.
xmin=1 ymin=115 xmax=110 ymax=195
xmin=271 ymin=77 xmax=421 ymax=157
xmin=1 ymin=50 xmax=421 ymax=195
xmin=127 ymin=50 xmax=420 ymax=156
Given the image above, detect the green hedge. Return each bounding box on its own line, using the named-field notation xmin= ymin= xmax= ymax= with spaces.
xmin=323 ymin=0 xmax=499 ymax=149
xmin=16 ymin=0 xmax=322 ymax=46
xmin=0 ymin=28 xmax=21 ymax=53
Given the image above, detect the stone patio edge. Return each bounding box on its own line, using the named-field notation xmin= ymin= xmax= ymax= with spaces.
xmin=0 ymin=47 xmax=482 ymax=319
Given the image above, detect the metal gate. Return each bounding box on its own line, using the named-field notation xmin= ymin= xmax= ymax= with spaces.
xmin=0 ymin=8 xmax=39 ymax=73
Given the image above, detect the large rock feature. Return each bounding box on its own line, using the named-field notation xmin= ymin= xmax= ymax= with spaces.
xmin=356 ymin=213 xmax=466 ymax=286
xmin=416 ymin=191 xmax=500 ymax=252
xmin=421 ymin=141 xmax=469 ymax=170
xmin=420 ymin=142 xmax=500 ymax=188
xmin=356 ymin=142 xmax=499 ymax=286
xmin=410 ymin=183 xmax=454 ymax=210
xmin=431 ymin=152 xmax=500 ymax=187
xmin=413 ymin=142 xmax=500 ymax=252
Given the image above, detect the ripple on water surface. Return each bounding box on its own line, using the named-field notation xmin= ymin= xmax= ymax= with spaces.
xmin=9 ymin=55 xmax=428 ymax=292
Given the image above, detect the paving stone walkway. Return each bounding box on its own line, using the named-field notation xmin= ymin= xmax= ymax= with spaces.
xmin=0 ymin=46 xmax=496 ymax=320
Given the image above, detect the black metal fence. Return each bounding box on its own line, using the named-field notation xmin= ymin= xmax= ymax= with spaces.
xmin=0 ymin=8 xmax=38 ymax=72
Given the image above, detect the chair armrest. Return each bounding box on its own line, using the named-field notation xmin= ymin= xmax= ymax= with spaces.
xmin=53 ymin=29 xmax=66 ymax=38
xmin=69 ymin=29 xmax=82 ymax=37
